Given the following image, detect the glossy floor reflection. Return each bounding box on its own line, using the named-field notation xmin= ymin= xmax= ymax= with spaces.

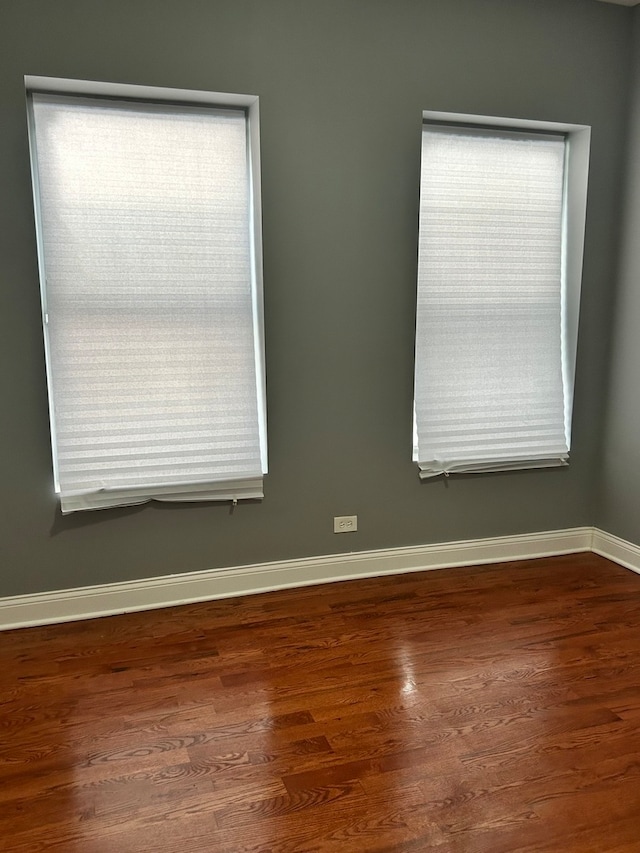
xmin=2 ymin=553 xmax=640 ymax=851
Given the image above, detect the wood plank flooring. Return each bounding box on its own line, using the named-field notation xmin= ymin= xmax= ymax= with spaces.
xmin=2 ymin=553 xmax=640 ymax=851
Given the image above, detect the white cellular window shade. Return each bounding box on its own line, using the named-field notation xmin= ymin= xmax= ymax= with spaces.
xmin=26 ymin=78 xmax=267 ymax=513
xmin=413 ymin=115 xmax=589 ymax=478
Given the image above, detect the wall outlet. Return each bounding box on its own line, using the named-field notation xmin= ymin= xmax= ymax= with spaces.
xmin=334 ymin=515 xmax=358 ymax=533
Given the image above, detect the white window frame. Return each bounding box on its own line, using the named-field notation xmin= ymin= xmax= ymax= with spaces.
xmin=25 ymin=76 xmax=267 ymax=512
xmin=413 ymin=110 xmax=590 ymax=477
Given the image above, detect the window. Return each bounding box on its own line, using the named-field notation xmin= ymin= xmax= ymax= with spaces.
xmin=26 ymin=76 xmax=267 ymax=513
xmin=413 ymin=111 xmax=590 ymax=478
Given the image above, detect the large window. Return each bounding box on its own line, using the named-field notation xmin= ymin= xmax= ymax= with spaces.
xmin=413 ymin=111 xmax=590 ymax=478
xmin=26 ymin=77 xmax=267 ymax=513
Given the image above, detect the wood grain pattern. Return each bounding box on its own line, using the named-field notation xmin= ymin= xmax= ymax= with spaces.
xmin=2 ymin=553 xmax=640 ymax=851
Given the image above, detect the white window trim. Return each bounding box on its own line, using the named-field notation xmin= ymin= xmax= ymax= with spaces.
xmin=413 ymin=110 xmax=591 ymax=478
xmin=25 ymin=76 xmax=268 ymax=512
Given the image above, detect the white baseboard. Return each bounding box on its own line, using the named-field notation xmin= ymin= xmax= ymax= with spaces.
xmin=0 ymin=527 xmax=594 ymax=631
xmin=592 ymin=528 xmax=640 ymax=575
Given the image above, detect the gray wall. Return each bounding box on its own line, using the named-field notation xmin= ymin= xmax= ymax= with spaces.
xmin=0 ymin=0 xmax=632 ymax=596
xmin=597 ymin=11 xmax=640 ymax=542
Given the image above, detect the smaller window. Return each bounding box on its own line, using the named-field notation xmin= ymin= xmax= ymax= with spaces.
xmin=26 ymin=77 xmax=267 ymax=513
xmin=413 ymin=111 xmax=590 ymax=478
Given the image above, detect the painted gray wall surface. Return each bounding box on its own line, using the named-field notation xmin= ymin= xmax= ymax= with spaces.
xmin=597 ymin=12 xmax=640 ymax=541
xmin=0 ymin=0 xmax=632 ymax=596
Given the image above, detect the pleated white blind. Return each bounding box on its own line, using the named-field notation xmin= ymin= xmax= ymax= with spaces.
xmin=29 ymin=90 xmax=267 ymax=513
xmin=414 ymin=125 xmax=569 ymax=477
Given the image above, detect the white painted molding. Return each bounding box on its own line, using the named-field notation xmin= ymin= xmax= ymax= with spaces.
xmin=592 ymin=528 xmax=640 ymax=574
xmin=0 ymin=527 xmax=593 ymax=631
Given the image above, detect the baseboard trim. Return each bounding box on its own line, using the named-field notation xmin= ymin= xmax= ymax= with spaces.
xmin=591 ymin=528 xmax=640 ymax=575
xmin=0 ymin=527 xmax=595 ymax=631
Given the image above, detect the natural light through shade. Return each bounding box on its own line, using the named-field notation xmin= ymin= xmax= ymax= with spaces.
xmin=413 ymin=126 xmax=568 ymax=477
xmin=30 ymin=94 xmax=265 ymax=513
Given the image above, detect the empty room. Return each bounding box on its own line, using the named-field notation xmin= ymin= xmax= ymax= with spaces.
xmin=2 ymin=0 xmax=640 ymax=849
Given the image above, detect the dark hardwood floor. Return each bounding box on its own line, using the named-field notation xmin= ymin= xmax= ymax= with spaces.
xmin=2 ymin=553 xmax=640 ymax=851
